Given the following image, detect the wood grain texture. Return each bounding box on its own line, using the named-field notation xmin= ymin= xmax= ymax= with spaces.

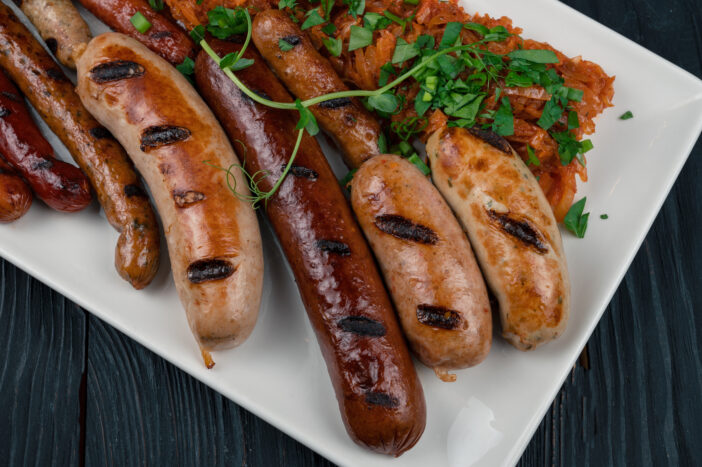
xmin=0 ymin=0 xmax=701 ymax=465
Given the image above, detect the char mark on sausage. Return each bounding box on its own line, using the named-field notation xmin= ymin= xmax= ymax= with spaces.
xmin=365 ymin=391 xmax=399 ymax=408
xmin=31 ymin=159 xmax=53 ymax=170
xmin=187 ymin=259 xmax=235 ymax=284
xmin=467 ymin=126 xmax=512 ymax=154
xmin=416 ymin=304 xmax=462 ymax=330
xmin=45 ymin=38 xmax=58 ymax=55
xmin=0 ymin=106 xmax=10 ymax=118
xmin=316 ymin=239 xmax=351 ymax=256
xmin=338 ymin=316 xmax=387 ymax=337
xmin=173 ymin=189 xmax=206 ymax=207
xmin=281 ymin=34 xmax=301 ymax=46
xmin=90 ymin=60 xmax=145 ymax=83
xmin=240 ymin=88 xmax=272 ymax=104
xmin=46 ymin=68 xmax=67 ymax=81
xmin=89 ymin=126 xmax=113 ymax=139
xmin=124 ymin=184 xmax=147 ymax=198
xmin=140 ymin=125 xmax=191 ymax=151
xmin=374 ymin=214 xmax=439 ymax=245
xmin=150 ymin=31 xmax=173 ymax=39
xmin=288 ymin=165 xmax=318 ymax=180
xmin=318 ymin=97 xmax=352 ymax=109
xmin=1 ymin=91 xmax=20 ymax=101
xmin=487 ymin=209 xmax=548 ymax=253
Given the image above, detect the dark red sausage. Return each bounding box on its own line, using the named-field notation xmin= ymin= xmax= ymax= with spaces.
xmin=76 ymin=0 xmax=196 ymax=65
xmin=0 ymin=69 xmax=91 ymax=213
xmin=0 ymin=157 xmax=32 ymax=223
xmin=195 ymin=39 xmax=426 ymax=456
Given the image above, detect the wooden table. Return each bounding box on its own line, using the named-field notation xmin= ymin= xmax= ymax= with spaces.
xmin=1 ymin=0 xmax=701 ymax=465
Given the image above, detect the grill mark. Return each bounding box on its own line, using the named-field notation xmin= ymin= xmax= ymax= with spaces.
xmin=124 ymin=184 xmax=147 ymax=198
xmin=318 ymin=97 xmax=352 ymax=109
xmin=316 ymin=239 xmax=351 ymax=256
xmin=224 ymin=34 xmax=245 ymax=44
xmin=89 ymin=127 xmax=113 ymax=140
xmin=487 ymin=210 xmax=548 ymax=253
xmin=187 ymin=259 xmax=235 ymax=284
xmin=374 ymin=214 xmax=438 ymax=245
xmin=0 ymin=106 xmax=10 ymax=118
xmin=46 ymin=68 xmax=67 ymax=81
xmin=338 ymin=316 xmax=386 ymax=337
xmin=45 ymin=38 xmax=58 ymax=55
xmin=140 ymin=125 xmax=191 ymax=151
xmin=287 ymin=165 xmax=318 ymax=180
xmin=467 ymin=127 xmax=512 ymax=154
xmin=416 ymin=304 xmax=462 ymax=330
xmin=31 ymin=159 xmax=53 ymax=170
xmin=90 ymin=60 xmax=145 ymax=83
xmin=240 ymin=88 xmax=272 ymax=104
xmin=281 ymin=34 xmax=301 ymax=46
xmin=1 ymin=91 xmax=20 ymax=102
xmin=150 ymin=31 xmax=173 ymax=39
xmin=364 ymin=392 xmax=399 ymax=408
xmin=173 ymin=190 xmax=206 ymax=207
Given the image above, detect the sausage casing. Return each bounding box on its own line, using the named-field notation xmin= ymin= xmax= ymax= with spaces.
xmin=0 ymin=3 xmax=160 ymax=289
xmin=77 ymin=33 xmax=264 ymax=364
xmin=16 ymin=0 xmax=91 ymax=68
xmin=76 ymin=0 xmax=196 ymax=65
xmin=351 ymin=154 xmax=492 ymax=381
xmin=0 ymin=69 xmax=91 ymax=212
xmin=0 ymin=157 xmax=32 ymax=223
xmin=252 ymin=9 xmax=382 ymax=169
xmin=194 ymin=39 xmax=425 ymax=455
xmin=426 ymin=126 xmax=570 ymax=350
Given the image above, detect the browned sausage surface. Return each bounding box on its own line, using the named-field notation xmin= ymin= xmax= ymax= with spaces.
xmin=77 ymin=0 xmax=196 ymax=65
xmin=0 ymin=3 xmax=160 ymax=290
xmin=351 ymin=154 xmax=492 ymax=382
xmin=0 ymin=156 xmax=32 ymax=223
xmin=0 ymin=69 xmax=91 ymax=212
xmin=194 ymin=39 xmax=425 ymax=456
xmin=252 ymin=9 xmax=382 ymax=169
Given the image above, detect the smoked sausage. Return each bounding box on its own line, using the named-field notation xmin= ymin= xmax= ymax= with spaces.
xmin=0 ymin=157 xmax=32 ymax=223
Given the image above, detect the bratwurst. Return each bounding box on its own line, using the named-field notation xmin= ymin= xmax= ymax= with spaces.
xmin=76 ymin=33 xmax=263 ymax=366
xmin=0 ymin=157 xmax=32 ymax=223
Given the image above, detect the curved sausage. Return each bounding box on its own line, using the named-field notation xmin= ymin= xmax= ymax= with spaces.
xmin=16 ymin=0 xmax=91 ymax=68
xmin=76 ymin=33 xmax=264 ymax=366
xmin=0 ymin=157 xmax=32 ymax=223
xmin=0 ymin=3 xmax=160 ymax=290
xmin=426 ymin=126 xmax=570 ymax=350
xmin=252 ymin=9 xmax=382 ymax=169
xmin=351 ymin=154 xmax=492 ymax=381
xmin=76 ymin=0 xmax=196 ymax=65
xmin=193 ymin=39 xmax=425 ymax=455
xmin=0 ymin=69 xmax=91 ymax=212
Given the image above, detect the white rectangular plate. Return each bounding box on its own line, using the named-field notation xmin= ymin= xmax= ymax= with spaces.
xmin=1 ymin=0 xmax=701 ymax=465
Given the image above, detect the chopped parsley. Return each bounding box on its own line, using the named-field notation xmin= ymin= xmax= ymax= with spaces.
xmin=323 ymin=37 xmax=342 ymax=56
xmin=207 ymin=6 xmax=248 ymax=39
xmin=348 ymin=25 xmax=373 ymax=51
xmin=564 ymin=197 xmax=589 ymax=238
xmin=301 ymin=10 xmax=325 ymax=30
xmin=392 ymin=38 xmax=420 ymax=64
xmin=620 ymin=110 xmax=634 ymax=120
xmin=278 ymin=38 xmax=296 ymax=51
xmin=526 ymin=145 xmax=540 ymax=166
xmin=600 ymin=214 xmax=609 ymax=220
xmin=364 ymin=12 xmax=391 ymax=31
xmin=148 ymin=0 xmax=164 ymax=11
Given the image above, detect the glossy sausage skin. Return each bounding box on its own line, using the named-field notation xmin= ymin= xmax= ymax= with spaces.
xmin=351 ymin=154 xmax=492 ymax=381
xmin=252 ymin=9 xmax=382 ymax=169
xmin=15 ymin=0 xmax=91 ymax=68
xmin=0 ymin=3 xmax=160 ymax=290
xmin=77 ymin=33 xmax=264 ymax=365
xmin=77 ymin=0 xmax=196 ymax=65
xmin=0 ymin=157 xmax=32 ymax=223
xmin=426 ymin=126 xmax=570 ymax=350
xmin=0 ymin=70 xmax=91 ymax=212
xmin=195 ymin=40 xmax=425 ymax=455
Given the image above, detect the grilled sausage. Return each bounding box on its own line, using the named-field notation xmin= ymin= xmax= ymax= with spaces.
xmin=194 ymin=39 xmax=425 ymax=455
xmin=77 ymin=0 xmax=196 ymax=65
xmin=0 ymin=69 xmax=91 ymax=212
xmin=77 ymin=33 xmax=264 ymax=366
xmin=350 ymin=154 xmax=492 ymax=381
xmin=252 ymin=9 xmax=382 ymax=169
xmin=0 ymin=3 xmax=160 ymax=290
xmin=0 ymin=157 xmax=32 ymax=223
xmin=426 ymin=126 xmax=570 ymax=350
xmin=15 ymin=0 xmax=91 ymax=68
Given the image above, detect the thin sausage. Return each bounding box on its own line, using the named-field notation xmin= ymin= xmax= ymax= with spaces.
xmin=0 ymin=157 xmax=32 ymax=223
xmin=426 ymin=126 xmax=570 ymax=350
xmin=194 ymin=39 xmax=425 ymax=455
xmin=77 ymin=32 xmax=264 ymax=365
xmin=0 ymin=3 xmax=160 ymax=289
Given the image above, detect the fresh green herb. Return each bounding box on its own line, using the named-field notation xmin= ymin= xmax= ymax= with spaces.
xmin=176 ymin=57 xmax=195 ymax=77
xmin=526 ymin=145 xmax=540 ymax=166
xmin=383 ymin=10 xmax=405 ymax=26
xmin=367 ymin=93 xmax=399 ymax=113
xmin=301 ymin=10 xmax=325 ymax=30
xmin=197 ymin=0 xmax=204 ymax=4
xmin=408 ymin=154 xmax=431 ymax=175
xmin=404 ymin=0 xmax=419 ymax=5
xmin=343 ymin=0 xmax=365 ymax=19
xmin=130 ymin=12 xmax=152 ymax=34
xmin=537 ymin=97 xmax=563 ymax=130
xmin=207 ymin=6 xmax=248 ymax=39
xmin=439 ymin=22 xmax=463 ymax=50
xmin=620 ymin=110 xmax=634 ymax=120
xmin=392 ymin=38 xmax=420 ymax=64
xmin=564 ymin=197 xmax=589 ymax=238
xmin=278 ymin=0 xmax=297 ymax=8
xmin=378 ymin=62 xmax=395 ymax=86
xmin=507 ymin=49 xmax=559 ymax=64
xmin=295 ymin=99 xmax=319 ymax=135
xmin=348 ymin=25 xmax=373 ymax=51
xmin=190 ymin=24 xmax=206 ymax=43
xmin=278 ymin=38 xmax=295 ymax=51
xmin=323 ymin=37 xmax=342 ymax=56
xmin=320 ymin=0 xmax=335 ymax=20
xmin=551 ymin=131 xmax=593 ymax=166
xmin=148 ymin=0 xmax=164 ymax=11
xmin=493 ymin=97 xmax=514 ymax=136
xmin=340 ymin=169 xmax=357 ymax=188
xmin=321 ymin=23 xmax=337 ymax=35
xmin=600 ymin=214 xmax=609 ymax=220
xmin=378 ymin=133 xmax=388 ymax=153
xmin=364 ymin=12 xmax=391 ymax=31
xmin=567 ymin=110 xmax=580 ymax=130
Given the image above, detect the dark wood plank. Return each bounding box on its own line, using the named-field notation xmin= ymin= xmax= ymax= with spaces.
xmin=0 ymin=259 xmax=86 ymax=467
